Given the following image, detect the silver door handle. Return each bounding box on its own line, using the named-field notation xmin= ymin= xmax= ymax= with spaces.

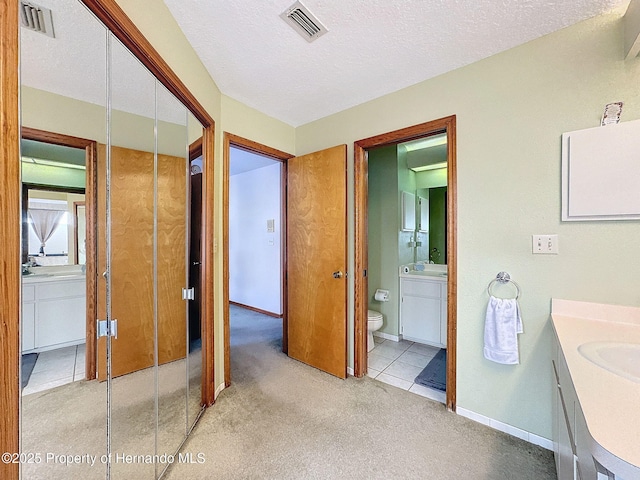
xmin=332 ymin=271 xmax=343 ymax=279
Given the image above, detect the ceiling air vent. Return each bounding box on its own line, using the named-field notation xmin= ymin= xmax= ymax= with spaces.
xmin=280 ymin=1 xmax=328 ymax=43
xmin=19 ymin=1 xmax=55 ymax=38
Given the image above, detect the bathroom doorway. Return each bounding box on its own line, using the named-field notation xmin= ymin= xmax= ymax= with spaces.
xmin=354 ymin=115 xmax=457 ymax=411
xmin=222 ymin=133 xmax=293 ymax=386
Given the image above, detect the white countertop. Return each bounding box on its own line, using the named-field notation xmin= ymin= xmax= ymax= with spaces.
xmin=551 ymin=299 xmax=640 ymax=476
xmin=399 ymin=270 xmax=447 ymax=281
xmin=399 ymin=263 xmax=447 ymax=281
xmin=22 ymin=273 xmax=86 ymax=284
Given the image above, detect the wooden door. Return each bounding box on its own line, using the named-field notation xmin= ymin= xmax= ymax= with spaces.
xmin=287 ymin=145 xmax=347 ymax=378
xmin=188 ymin=172 xmax=202 ymax=343
xmin=97 ymin=145 xmax=187 ymax=379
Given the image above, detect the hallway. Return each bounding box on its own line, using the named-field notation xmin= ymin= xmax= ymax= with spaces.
xmin=166 ymin=306 xmax=555 ymax=479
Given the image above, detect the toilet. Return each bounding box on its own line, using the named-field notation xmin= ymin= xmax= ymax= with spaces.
xmin=367 ymin=310 xmax=384 ymax=352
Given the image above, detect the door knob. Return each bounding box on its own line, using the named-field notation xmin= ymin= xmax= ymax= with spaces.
xmin=332 ymin=271 xmax=344 ymax=279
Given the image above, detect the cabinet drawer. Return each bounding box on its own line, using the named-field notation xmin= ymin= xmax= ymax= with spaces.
xmin=22 ymin=302 xmax=35 ymax=352
xmin=36 ymin=296 xmax=86 ymax=347
xmin=401 ymin=279 xmax=441 ymax=297
xmin=23 ymin=285 xmax=35 ymax=302
xmin=37 ymin=280 xmax=85 ymax=300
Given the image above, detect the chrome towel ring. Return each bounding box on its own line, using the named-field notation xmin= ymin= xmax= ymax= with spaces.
xmin=487 ymin=271 xmax=521 ymax=300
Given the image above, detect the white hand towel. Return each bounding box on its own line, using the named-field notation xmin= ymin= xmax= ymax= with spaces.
xmin=483 ymin=296 xmax=523 ymax=365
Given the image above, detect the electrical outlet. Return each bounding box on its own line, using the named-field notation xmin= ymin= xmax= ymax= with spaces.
xmin=532 ymin=235 xmax=559 ymax=254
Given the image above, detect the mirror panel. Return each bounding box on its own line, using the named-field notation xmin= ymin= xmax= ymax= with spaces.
xmin=19 ymin=1 xmax=204 ymax=478
xmin=105 ymin=33 xmax=156 ymax=479
xmin=156 ymin=81 xmax=189 ymax=467
xmin=20 ymin=0 xmax=108 ymax=478
xmin=187 ymin=111 xmax=204 ymax=431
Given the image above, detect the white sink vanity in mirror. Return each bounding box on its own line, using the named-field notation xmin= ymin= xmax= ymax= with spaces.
xmin=399 ymin=263 xmax=447 ymax=347
xmin=21 ymin=266 xmax=86 ymax=353
xmin=551 ymin=299 xmax=640 ymax=480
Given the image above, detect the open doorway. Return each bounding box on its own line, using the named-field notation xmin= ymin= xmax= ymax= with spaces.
xmin=20 ymin=128 xmax=98 ymax=393
xmin=354 ymin=115 xmax=457 ymax=411
xmin=223 ymin=133 xmax=293 ymax=386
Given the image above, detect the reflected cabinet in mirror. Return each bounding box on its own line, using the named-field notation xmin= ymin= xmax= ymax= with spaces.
xmin=18 ymin=1 xmax=206 ymax=479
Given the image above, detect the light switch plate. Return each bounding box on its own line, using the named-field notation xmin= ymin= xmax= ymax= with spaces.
xmin=532 ymin=235 xmax=559 ymax=254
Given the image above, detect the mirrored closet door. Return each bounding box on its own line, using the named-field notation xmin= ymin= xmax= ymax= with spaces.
xmin=19 ymin=1 xmax=204 ymax=478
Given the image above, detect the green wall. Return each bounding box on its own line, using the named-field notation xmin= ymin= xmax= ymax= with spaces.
xmin=295 ymin=14 xmax=640 ymax=439
xmin=428 ymin=187 xmax=446 ymax=265
xmin=22 ymin=163 xmax=85 ymax=189
xmin=367 ymin=144 xmax=421 ymax=337
xmin=367 ymin=145 xmax=399 ymax=336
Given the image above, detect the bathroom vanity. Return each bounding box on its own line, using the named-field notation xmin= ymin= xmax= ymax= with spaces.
xmin=551 ymin=299 xmax=640 ymax=480
xmin=22 ymin=273 xmax=86 ymax=353
xmin=399 ymin=268 xmax=447 ymax=347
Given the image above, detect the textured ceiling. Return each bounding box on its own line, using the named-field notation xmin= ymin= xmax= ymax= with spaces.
xmin=20 ymin=0 xmax=187 ymax=124
xmin=230 ymin=146 xmax=279 ymax=176
xmin=164 ymin=0 xmax=630 ymax=127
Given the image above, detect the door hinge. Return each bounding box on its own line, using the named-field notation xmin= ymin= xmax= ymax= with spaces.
xmin=182 ymin=287 xmax=195 ymax=301
xmin=97 ymin=319 xmax=118 ymax=338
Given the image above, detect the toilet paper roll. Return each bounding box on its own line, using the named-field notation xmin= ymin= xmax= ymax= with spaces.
xmin=374 ymin=289 xmax=389 ymax=302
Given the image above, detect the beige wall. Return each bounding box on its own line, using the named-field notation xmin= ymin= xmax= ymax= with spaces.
xmin=296 ymin=14 xmax=640 ymax=439
xmin=75 ymin=1 xmax=640 ymax=441
xmin=114 ymin=0 xmax=296 ymax=396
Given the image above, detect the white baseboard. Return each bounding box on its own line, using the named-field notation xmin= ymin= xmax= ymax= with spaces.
xmin=214 ymin=382 xmax=226 ymax=400
xmin=456 ymin=407 xmax=553 ymax=451
xmin=373 ymin=331 xmax=400 ymax=342
xmin=347 ymin=367 xmax=354 ymax=376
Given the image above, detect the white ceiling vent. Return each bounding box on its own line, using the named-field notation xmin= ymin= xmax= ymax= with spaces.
xmin=280 ymin=1 xmax=328 ymax=43
xmin=19 ymin=1 xmax=55 ymax=38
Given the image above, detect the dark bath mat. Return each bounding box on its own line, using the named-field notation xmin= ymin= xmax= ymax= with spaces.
xmin=414 ymin=348 xmax=446 ymax=391
xmin=22 ymin=353 xmax=38 ymax=389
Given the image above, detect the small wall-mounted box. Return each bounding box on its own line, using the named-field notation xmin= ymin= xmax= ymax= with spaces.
xmin=561 ymin=119 xmax=640 ymax=221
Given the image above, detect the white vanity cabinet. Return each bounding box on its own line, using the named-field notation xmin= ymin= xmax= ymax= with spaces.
xmin=553 ymin=332 xmax=605 ymax=480
xmin=400 ymin=274 xmax=447 ymax=347
xmin=22 ymin=285 xmax=36 ymax=352
xmin=22 ymin=276 xmax=86 ymax=353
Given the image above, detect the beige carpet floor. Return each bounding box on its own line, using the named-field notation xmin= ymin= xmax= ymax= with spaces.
xmin=20 ymin=347 xmax=202 ymax=480
xmin=165 ymin=306 xmax=556 ymax=480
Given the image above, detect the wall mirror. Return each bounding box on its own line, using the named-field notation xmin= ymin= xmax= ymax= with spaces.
xmin=22 ymin=184 xmax=86 ymax=266
xmin=18 ymin=0 xmax=205 ymax=478
xmin=405 ymin=133 xmax=448 ymax=265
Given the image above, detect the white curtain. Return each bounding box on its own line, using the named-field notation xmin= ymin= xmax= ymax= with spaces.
xmin=28 ymin=208 xmax=65 ymax=255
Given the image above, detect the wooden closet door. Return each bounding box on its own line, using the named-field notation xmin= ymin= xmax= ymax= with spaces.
xmin=97 ymin=145 xmax=186 ymax=380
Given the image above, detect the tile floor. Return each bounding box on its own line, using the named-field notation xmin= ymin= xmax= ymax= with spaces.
xmin=22 ymin=344 xmax=85 ymax=396
xmin=368 ymin=336 xmax=446 ymax=404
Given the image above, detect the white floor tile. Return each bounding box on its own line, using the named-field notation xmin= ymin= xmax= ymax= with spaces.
xmin=28 ymin=366 xmax=73 ymax=384
xmin=22 ymin=376 xmax=74 ymax=396
xmin=368 ymin=353 xmax=394 ymax=372
xmin=408 ymin=343 xmax=441 ymax=357
xmin=24 ymin=345 xmax=86 ymax=394
xmin=369 ymin=343 xmax=407 ymax=360
xmin=375 ymin=373 xmax=412 ymax=391
xmin=366 ymin=368 xmax=380 ymax=379
xmin=409 ymin=383 xmax=446 ymax=403
xmin=382 ymin=361 xmax=424 ymax=383
xmin=397 ymin=350 xmax=432 ymax=368
xmin=32 ymin=354 xmax=75 ymax=375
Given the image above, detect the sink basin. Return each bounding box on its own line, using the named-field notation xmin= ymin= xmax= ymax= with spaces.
xmin=578 ymin=341 xmax=640 ymax=384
